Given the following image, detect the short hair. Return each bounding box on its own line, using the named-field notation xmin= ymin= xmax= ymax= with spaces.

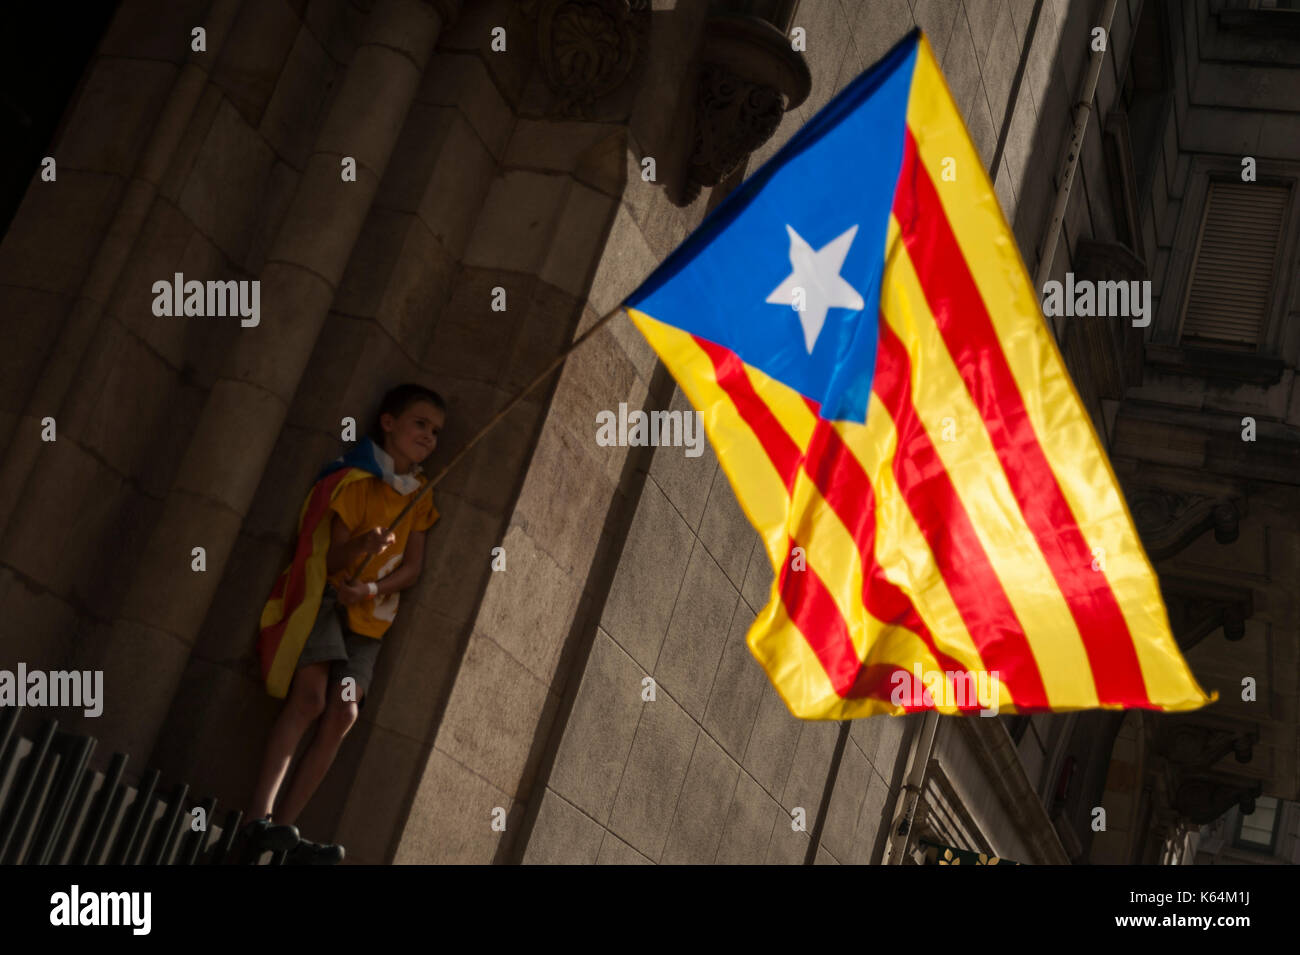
xmin=370 ymin=383 xmax=446 ymax=443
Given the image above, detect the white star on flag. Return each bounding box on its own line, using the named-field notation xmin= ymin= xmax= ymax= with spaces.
xmin=765 ymin=224 xmax=864 ymax=353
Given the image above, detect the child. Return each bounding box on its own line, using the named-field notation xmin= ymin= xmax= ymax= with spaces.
xmin=241 ymin=383 xmax=445 ymax=864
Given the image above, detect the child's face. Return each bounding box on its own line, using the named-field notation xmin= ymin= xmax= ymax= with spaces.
xmin=381 ymin=400 xmax=445 ymax=468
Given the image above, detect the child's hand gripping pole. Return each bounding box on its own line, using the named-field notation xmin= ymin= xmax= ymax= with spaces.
xmin=343 ymin=300 xmax=628 ymax=587
xmin=345 ymin=486 xmax=426 ymax=585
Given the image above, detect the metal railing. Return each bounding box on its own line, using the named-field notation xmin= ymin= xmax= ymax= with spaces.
xmin=0 ymin=707 xmax=287 ymax=865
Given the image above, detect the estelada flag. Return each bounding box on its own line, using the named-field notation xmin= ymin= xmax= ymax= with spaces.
xmin=256 ymin=437 xmax=425 ymax=697
xmin=624 ymin=29 xmax=1214 ymax=719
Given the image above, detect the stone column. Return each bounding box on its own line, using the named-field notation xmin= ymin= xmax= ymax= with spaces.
xmin=66 ymin=0 xmax=460 ymax=760
xmin=0 ymin=0 xmax=243 ymax=532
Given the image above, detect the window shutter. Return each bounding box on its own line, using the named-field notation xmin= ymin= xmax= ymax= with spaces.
xmin=1180 ymin=181 xmax=1289 ymax=348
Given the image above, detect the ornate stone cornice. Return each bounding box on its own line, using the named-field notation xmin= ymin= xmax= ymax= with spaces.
xmin=672 ymin=14 xmax=810 ymax=205
xmin=523 ymin=0 xmax=648 ymax=116
xmin=1153 ymin=720 xmax=1259 ymax=774
xmin=1160 ymin=575 xmax=1253 ymax=650
xmin=1127 ymin=486 xmax=1243 ymax=560
xmin=1171 ymin=773 xmax=1263 ymax=826
xmin=683 ymin=61 xmax=784 ymax=196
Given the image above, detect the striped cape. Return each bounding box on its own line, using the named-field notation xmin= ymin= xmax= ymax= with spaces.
xmin=624 ymin=30 xmax=1214 ymax=718
xmin=256 ymin=437 xmax=423 ymax=698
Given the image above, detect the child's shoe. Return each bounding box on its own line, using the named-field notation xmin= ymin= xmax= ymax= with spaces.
xmin=233 ymin=815 xmax=301 ymax=861
xmin=285 ymin=837 xmax=345 ymax=865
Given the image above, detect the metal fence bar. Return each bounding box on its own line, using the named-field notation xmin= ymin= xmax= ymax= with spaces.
xmin=176 ymin=796 xmax=216 ymax=865
xmin=209 ymin=809 xmax=244 ymax=865
xmin=0 ymin=718 xmax=57 ymax=863
xmin=0 ymin=723 xmax=299 ymax=866
xmin=79 ymin=753 xmax=128 ymax=865
xmin=51 ymin=764 xmax=99 ymax=864
xmin=30 ymin=733 xmax=95 ymax=865
xmin=0 ymin=708 xmax=16 ymax=771
xmin=7 ymin=741 xmax=62 ymax=865
xmin=111 ymin=767 xmax=159 ymax=864
xmin=145 ymin=781 xmax=188 ymax=864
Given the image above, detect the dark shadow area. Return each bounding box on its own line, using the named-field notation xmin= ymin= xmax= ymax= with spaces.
xmin=0 ymin=4 xmax=120 ymax=237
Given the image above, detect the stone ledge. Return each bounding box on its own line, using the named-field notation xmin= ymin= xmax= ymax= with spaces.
xmin=1146 ymin=342 xmax=1287 ymax=387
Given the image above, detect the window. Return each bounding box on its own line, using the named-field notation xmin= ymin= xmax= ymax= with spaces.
xmin=1179 ymin=181 xmax=1290 ymax=349
xmin=1233 ymin=795 xmax=1280 ymax=853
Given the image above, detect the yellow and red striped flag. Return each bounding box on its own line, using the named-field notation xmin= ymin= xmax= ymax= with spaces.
xmin=623 ymin=30 xmax=1214 ymax=718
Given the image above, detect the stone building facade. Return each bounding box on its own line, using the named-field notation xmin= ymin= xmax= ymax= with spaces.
xmin=1 ymin=0 xmax=1295 ymax=864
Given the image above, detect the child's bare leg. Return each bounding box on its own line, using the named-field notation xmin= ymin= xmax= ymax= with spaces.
xmin=273 ymin=683 xmax=361 ymax=826
xmin=247 ymin=662 xmax=330 ymax=820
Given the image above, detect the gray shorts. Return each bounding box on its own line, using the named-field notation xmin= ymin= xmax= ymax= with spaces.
xmin=294 ymin=585 xmax=382 ymax=707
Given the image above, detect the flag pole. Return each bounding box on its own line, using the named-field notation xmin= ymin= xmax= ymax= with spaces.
xmin=346 ymin=300 xmax=630 ymax=584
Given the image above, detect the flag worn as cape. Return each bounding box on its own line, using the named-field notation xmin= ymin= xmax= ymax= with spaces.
xmin=256 ymin=437 xmax=425 ymax=698
xmin=623 ymin=29 xmax=1214 ymax=719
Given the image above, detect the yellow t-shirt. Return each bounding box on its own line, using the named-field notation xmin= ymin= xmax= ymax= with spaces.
xmin=326 ymin=473 xmax=439 ymax=637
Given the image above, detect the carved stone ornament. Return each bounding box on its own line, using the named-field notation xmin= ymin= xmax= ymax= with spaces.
xmin=675 ymin=14 xmax=810 ymax=204
xmin=685 ymin=62 xmax=785 ymax=196
xmin=1127 ymin=486 xmax=1242 ymax=560
xmin=1160 ymin=576 xmax=1253 ymax=650
xmin=1172 ymin=775 xmax=1263 ymax=826
xmin=1154 ymin=722 xmax=1259 ymax=772
xmin=523 ymin=0 xmax=648 ymax=116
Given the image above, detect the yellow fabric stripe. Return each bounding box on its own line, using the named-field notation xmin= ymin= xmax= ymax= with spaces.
xmin=631 ymin=308 xmax=971 ymax=718
xmin=906 ymin=35 xmax=1210 ymax=709
xmin=759 ymin=362 xmax=996 ymax=717
xmin=857 ymin=616 xmax=979 ymax=715
xmin=881 ymin=214 xmax=1099 ymax=708
xmin=844 ymin=397 xmax=1017 ymax=713
xmin=264 ymin=518 xmax=332 ymax=698
xmin=788 ymin=468 xmax=866 ymax=658
xmin=754 ymin=599 xmax=961 ymax=718
xmin=628 ymin=309 xmax=792 ymax=571
xmin=746 ymin=360 xmax=817 ymax=450
xmin=736 ymin=358 xmax=823 ymax=592
xmin=736 ymin=334 xmax=1008 ymax=712
xmin=630 ymin=309 xmax=846 ymax=716
xmin=263 ymin=469 xmax=373 ymax=698
xmin=792 ymin=464 xmax=955 ymax=711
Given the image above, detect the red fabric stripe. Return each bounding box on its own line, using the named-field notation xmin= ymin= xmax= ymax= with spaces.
xmin=693 ymin=337 xmax=868 ymax=696
xmin=779 ymin=537 xmax=930 ymax=710
xmin=847 ymin=665 xmax=933 ymax=712
xmin=693 ymin=338 xmax=802 ymax=488
xmin=804 ymin=416 xmax=984 ymax=708
xmin=257 ymin=467 xmax=355 ymax=679
xmin=873 ymin=319 xmax=1051 ymax=708
xmin=696 ymin=336 xmax=973 ymax=707
xmin=894 ymin=129 xmax=1149 ymax=706
xmin=795 ymin=394 xmax=973 ymax=700
xmin=777 ymin=534 xmax=863 ymax=694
